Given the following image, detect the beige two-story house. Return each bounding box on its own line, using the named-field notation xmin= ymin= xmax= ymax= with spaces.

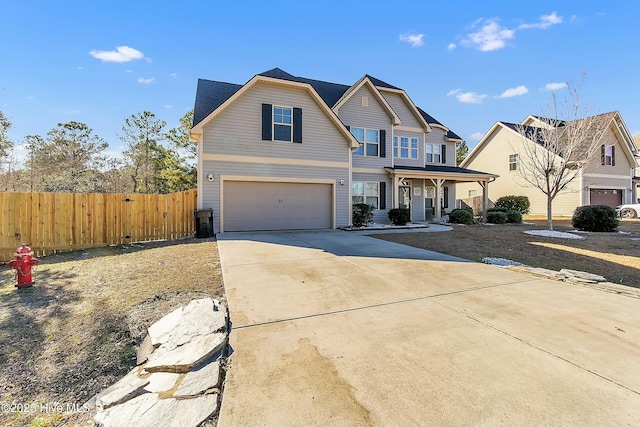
xmin=190 ymin=68 xmax=495 ymax=232
xmin=458 ymin=112 xmax=639 ymax=216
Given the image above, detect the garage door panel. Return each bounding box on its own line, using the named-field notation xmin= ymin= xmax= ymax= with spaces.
xmin=589 ymin=189 xmax=622 ymax=208
xmin=223 ymin=181 xmax=332 ymax=232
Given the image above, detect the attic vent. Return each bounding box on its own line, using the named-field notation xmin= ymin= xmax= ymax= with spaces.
xmin=361 ymin=96 xmax=368 ymax=107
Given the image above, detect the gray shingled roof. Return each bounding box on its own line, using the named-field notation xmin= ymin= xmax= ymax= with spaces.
xmin=193 ymin=79 xmax=242 ymax=127
xmin=364 ymin=74 xmax=402 ymax=90
xmin=500 ymin=122 xmax=547 ymax=145
xmin=417 ymin=107 xmax=462 ymax=140
xmin=257 ymin=68 xmax=350 ymax=107
xmin=193 ymin=68 xmax=463 ymax=141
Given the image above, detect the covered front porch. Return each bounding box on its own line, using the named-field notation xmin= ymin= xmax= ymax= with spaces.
xmin=384 ymin=165 xmax=497 ymax=222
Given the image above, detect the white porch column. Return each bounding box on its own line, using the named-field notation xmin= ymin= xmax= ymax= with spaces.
xmin=392 ymin=175 xmax=399 ymax=208
xmin=430 ymin=178 xmax=445 ymax=222
xmin=479 ymin=180 xmax=489 ymax=221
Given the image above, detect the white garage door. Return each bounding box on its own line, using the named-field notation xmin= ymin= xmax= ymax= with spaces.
xmin=223 ymin=181 xmax=332 ymax=232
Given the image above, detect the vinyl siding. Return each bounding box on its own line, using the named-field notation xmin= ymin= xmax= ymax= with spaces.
xmin=381 ymin=92 xmax=423 ymax=129
xmin=201 ymin=160 xmax=349 ymax=232
xmin=456 ymin=127 xmax=580 ymax=216
xmin=202 ymin=81 xmax=351 ymax=164
xmin=425 ymin=129 xmax=455 ymax=167
xmin=584 ymin=126 xmax=634 ymax=176
xmin=352 ymin=172 xmax=391 ymax=223
xmin=338 ymin=85 xmax=393 ymax=169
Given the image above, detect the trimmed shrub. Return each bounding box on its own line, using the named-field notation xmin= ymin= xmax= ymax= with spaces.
xmin=449 ymin=208 xmax=474 ymax=225
xmin=487 ymin=207 xmax=508 ymax=213
xmin=505 ymin=210 xmax=522 ymax=224
xmin=486 ymin=211 xmax=508 ymax=224
xmin=388 ymin=208 xmax=410 ymax=226
xmin=352 ymin=203 xmax=374 ymax=227
xmin=495 ymin=195 xmax=531 ymax=214
xmin=572 ymin=205 xmax=619 ymax=232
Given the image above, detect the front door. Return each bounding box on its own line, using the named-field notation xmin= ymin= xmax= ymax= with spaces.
xmin=424 ymin=186 xmax=435 ymax=220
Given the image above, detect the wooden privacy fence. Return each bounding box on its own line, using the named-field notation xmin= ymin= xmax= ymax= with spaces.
xmin=0 ymin=190 xmax=197 ymax=261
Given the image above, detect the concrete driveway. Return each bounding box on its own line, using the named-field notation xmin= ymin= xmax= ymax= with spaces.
xmin=216 ymin=230 xmax=640 ymax=426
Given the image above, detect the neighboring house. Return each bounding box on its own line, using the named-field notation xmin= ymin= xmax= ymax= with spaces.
xmin=190 ymin=68 xmax=496 ymax=233
xmin=458 ymin=112 xmax=639 ymax=216
xmin=635 ymin=135 xmax=640 ymax=202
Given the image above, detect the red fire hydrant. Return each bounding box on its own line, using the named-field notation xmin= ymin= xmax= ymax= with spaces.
xmin=8 ymin=245 xmax=40 ymax=288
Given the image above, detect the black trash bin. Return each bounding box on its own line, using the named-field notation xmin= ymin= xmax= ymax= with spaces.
xmin=194 ymin=209 xmax=214 ymax=238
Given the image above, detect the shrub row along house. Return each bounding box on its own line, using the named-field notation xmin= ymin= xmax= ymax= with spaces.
xmin=190 ymin=68 xmax=495 ymax=232
xmin=458 ymin=112 xmax=640 ymax=216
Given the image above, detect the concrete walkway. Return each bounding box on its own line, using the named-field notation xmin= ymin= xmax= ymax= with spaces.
xmin=216 ymin=229 xmax=640 ymax=426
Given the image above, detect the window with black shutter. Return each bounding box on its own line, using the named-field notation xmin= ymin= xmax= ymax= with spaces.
xmin=261 ymin=103 xmax=302 ymax=143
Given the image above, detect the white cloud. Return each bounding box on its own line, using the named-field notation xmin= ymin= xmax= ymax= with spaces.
xmin=518 ymin=12 xmax=563 ymax=29
xmin=470 ymin=132 xmax=485 ymax=141
xmin=169 ymin=73 xmax=177 ymax=78
xmin=447 ymin=43 xmax=457 ymax=51
xmin=89 ymin=46 xmax=145 ymax=63
xmin=497 ymin=85 xmax=529 ymax=98
xmin=458 ymin=12 xmax=563 ymax=52
xmin=457 ymin=92 xmax=487 ymax=103
xmin=26 ymin=96 xmax=35 ymax=100
xmin=138 ymin=77 xmax=155 ymax=84
xmin=77 ymin=66 xmax=84 ymax=70
xmin=399 ymin=32 xmax=425 ymax=47
xmin=542 ymin=82 xmax=567 ymax=91
xmin=164 ymin=104 xmax=174 ymax=109
xmin=125 ymin=69 xmax=134 ymax=73
xmin=461 ymin=19 xmax=515 ymax=51
xmin=448 ymin=89 xmax=487 ymax=104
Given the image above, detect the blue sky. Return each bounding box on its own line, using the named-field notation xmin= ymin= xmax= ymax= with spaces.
xmin=1 ymin=1 xmax=639 ymax=161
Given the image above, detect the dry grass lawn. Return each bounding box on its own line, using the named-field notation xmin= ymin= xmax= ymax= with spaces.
xmin=0 ymin=238 xmax=224 ymax=427
xmin=373 ymin=219 xmax=640 ymax=288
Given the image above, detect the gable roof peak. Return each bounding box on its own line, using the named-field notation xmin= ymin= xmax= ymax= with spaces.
xmin=258 ymin=67 xmax=297 ymax=80
xmin=364 ymin=74 xmax=402 ymax=90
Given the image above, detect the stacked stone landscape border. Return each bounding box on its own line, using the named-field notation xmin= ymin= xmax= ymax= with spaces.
xmin=91 ymin=298 xmax=228 ymax=427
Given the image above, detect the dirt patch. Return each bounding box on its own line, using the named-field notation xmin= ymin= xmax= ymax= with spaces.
xmin=0 ymin=237 xmax=224 ymax=427
xmin=372 ymin=219 xmax=640 ymax=288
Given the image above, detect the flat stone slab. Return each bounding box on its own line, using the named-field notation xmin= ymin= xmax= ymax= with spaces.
xmin=148 ymin=306 xmax=184 ymax=347
xmin=174 ymin=360 xmax=221 ymax=398
xmin=96 ymin=368 xmax=149 ymax=410
xmin=508 ymin=266 xmax=564 ymax=280
xmin=168 ymin=298 xmax=227 ymax=347
xmin=560 ymin=269 xmax=607 ymax=282
xmin=145 ymin=333 xmax=226 ymax=373
xmin=143 ymin=372 xmax=181 ymax=393
xmin=137 ymin=334 xmax=155 ymax=365
xmin=95 ymin=392 xmax=219 ymax=427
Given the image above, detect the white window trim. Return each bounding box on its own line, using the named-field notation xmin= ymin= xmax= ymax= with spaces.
xmin=273 ymin=105 xmax=293 ymax=142
xmin=509 ymin=153 xmax=519 ymax=171
xmin=351 ymin=127 xmax=380 ymax=157
xmin=604 ymin=145 xmax=613 ymax=166
xmin=410 ymin=137 xmax=418 ymax=160
xmin=426 ymin=144 xmax=441 ymax=164
xmin=393 ymin=136 xmax=418 ymax=159
xmin=352 ymin=181 xmax=380 ymax=210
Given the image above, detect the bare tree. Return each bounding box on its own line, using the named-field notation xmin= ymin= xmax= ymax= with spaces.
xmin=515 ymin=76 xmax=611 ymax=230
